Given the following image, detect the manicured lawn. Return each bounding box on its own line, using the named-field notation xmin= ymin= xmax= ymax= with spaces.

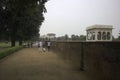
xmin=0 ymin=42 xmax=10 ymax=48
xmin=0 ymin=46 xmax=23 ymax=59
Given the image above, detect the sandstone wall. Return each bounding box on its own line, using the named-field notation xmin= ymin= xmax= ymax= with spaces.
xmin=51 ymin=41 xmax=120 ymax=80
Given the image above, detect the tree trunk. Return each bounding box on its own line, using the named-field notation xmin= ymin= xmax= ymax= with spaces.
xmin=19 ymin=40 xmax=22 ymax=46
xmin=11 ymin=32 xmax=16 ymax=47
xmin=11 ymin=39 xmax=15 ymax=47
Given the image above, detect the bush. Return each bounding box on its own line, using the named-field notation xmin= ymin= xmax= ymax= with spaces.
xmin=0 ymin=46 xmax=23 ymax=59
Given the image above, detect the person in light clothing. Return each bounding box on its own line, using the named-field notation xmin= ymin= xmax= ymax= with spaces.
xmin=47 ymin=41 xmax=51 ymax=51
xmin=38 ymin=41 xmax=43 ymax=53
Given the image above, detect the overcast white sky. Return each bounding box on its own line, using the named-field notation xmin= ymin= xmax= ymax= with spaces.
xmin=40 ymin=0 xmax=120 ymax=38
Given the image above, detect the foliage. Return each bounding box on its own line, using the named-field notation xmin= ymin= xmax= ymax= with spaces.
xmin=56 ymin=34 xmax=86 ymax=41
xmin=118 ymin=31 xmax=120 ymax=40
xmin=79 ymin=35 xmax=86 ymax=40
xmin=0 ymin=0 xmax=48 ymax=46
xmin=0 ymin=45 xmax=23 ymax=59
xmin=71 ymin=34 xmax=79 ymax=40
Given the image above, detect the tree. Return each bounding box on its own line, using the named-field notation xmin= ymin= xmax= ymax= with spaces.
xmin=118 ymin=31 xmax=120 ymax=40
xmin=79 ymin=35 xmax=86 ymax=41
xmin=0 ymin=0 xmax=48 ymax=46
xmin=64 ymin=34 xmax=69 ymax=40
xmin=0 ymin=1 xmax=10 ymax=41
xmin=70 ymin=34 xmax=86 ymax=41
xmin=71 ymin=34 xmax=79 ymax=41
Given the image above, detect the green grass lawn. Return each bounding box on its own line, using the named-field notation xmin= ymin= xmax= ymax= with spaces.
xmin=0 ymin=42 xmax=24 ymax=59
xmin=0 ymin=45 xmax=23 ymax=59
xmin=0 ymin=42 xmax=10 ymax=48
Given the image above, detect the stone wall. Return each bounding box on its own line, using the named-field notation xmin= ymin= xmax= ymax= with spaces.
xmin=51 ymin=41 xmax=120 ymax=80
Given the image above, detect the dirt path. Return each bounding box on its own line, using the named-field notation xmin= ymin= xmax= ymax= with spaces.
xmin=0 ymin=47 xmax=91 ymax=80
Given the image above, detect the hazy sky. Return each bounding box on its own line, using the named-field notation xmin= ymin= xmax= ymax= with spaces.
xmin=40 ymin=0 xmax=120 ymax=37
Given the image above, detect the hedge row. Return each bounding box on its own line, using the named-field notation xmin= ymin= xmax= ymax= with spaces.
xmin=0 ymin=46 xmax=23 ymax=59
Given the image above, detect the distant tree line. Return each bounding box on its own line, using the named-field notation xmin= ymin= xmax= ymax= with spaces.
xmin=56 ymin=34 xmax=86 ymax=41
xmin=56 ymin=34 xmax=120 ymax=41
xmin=0 ymin=0 xmax=48 ymax=47
xmin=112 ymin=31 xmax=120 ymax=41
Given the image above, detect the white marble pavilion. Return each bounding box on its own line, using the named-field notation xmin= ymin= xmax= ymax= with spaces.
xmin=86 ymin=24 xmax=113 ymax=41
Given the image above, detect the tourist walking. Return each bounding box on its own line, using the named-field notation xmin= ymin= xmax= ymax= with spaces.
xmin=47 ymin=41 xmax=51 ymax=51
xmin=38 ymin=40 xmax=43 ymax=53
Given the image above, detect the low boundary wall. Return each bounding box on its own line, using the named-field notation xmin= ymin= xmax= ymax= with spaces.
xmin=51 ymin=41 xmax=120 ymax=80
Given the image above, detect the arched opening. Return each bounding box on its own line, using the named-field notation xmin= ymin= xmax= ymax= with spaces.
xmin=87 ymin=32 xmax=90 ymax=40
xmin=87 ymin=32 xmax=92 ymax=40
xmin=102 ymin=32 xmax=106 ymax=40
xmin=92 ymin=32 xmax=95 ymax=40
xmin=97 ymin=32 xmax=101 ymax=40
xmin=87 ymin=32 xmax=89 ymax=40
xmin=90 ymin=32 xmax=92 ymax=40
xmin=107 ymin=32 xmax=111 ymax=40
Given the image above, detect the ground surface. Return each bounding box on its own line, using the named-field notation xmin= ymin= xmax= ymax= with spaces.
xmin=0 ymin=47 xmax=92 ymax=80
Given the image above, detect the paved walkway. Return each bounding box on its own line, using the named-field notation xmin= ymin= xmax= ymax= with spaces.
xmin=0 ymin=47 xmax=91 ymax=80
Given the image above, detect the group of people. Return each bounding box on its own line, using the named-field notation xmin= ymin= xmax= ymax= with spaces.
xmin=38 ymin=40 xmax=51 ymax=53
